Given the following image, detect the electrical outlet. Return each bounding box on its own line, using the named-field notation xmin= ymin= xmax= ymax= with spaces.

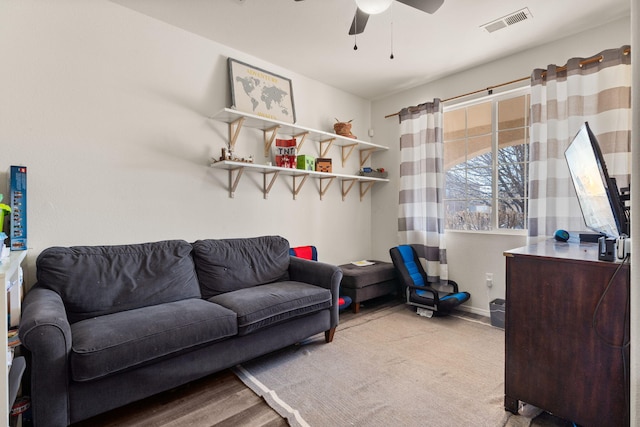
xmin=486 ymin=273 xmax=493 ymax=288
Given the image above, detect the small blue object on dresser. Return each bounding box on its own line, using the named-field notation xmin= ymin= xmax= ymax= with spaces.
xmin=554 ymin=229 xmax=570 ymax=242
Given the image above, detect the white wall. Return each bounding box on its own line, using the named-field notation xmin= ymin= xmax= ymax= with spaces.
xmin=0 ymin=1 xmax=376 ymax=285
xmin=370 ymin=17 xmax=631 ymax=316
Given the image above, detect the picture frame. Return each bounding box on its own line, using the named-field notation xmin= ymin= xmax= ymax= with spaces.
xmin=228 ymin=58 xmax=296 ymax=124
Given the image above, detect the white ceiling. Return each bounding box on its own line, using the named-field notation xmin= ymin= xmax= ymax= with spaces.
xmin=112 ymin=0 xmax=630 ymax=100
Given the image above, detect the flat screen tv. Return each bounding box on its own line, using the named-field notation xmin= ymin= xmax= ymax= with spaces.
xmin=564 ymin=122 xmax=628 ymax=238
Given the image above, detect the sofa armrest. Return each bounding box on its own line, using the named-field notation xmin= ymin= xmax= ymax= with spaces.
xmin=19 ymin=287 xmax=73 ymax=427
xmin=289 ymin=257 xmax=343 ymax=329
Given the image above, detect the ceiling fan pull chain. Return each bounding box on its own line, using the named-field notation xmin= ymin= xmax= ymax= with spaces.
xmin=353 ymin=10 xmax=359 ymax=50
xmin=390 ymin=10 xmax=394 ymax=59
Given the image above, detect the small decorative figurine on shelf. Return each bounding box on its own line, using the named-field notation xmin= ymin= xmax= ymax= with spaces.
xmin=358 ymin=167 xmax=387 ymax=178
xmin=211 ymin=146 xmax=254 ymax=164
xmin=316 ymin=158 xmax=332 ymax=173
xmin=333 ymin=119 xmax=357 ymax=139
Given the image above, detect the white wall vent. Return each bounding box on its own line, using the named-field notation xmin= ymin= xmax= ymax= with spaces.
xmin=481 ymin=8 xmax=532 ymax=33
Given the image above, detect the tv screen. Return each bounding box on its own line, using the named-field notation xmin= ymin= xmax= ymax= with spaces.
xmin=564 ymin=122 xmax=628 ymax=238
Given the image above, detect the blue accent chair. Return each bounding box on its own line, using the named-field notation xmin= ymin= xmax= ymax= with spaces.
xmin=389 ymin=245 xmax=470 ymax=316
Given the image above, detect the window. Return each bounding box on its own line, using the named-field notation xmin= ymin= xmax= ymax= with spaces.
xmin=443 ymin=88 xmax=530 ymax=231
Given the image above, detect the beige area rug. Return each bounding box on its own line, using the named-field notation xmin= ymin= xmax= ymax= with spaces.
xmin=235 ymin=305 xmax=538 ymax=427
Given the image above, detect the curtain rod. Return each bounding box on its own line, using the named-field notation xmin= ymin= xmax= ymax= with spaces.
xmin=385 ymin=47 xmax=631 ymax=119
xmin=383 ymin=76 xmax=528 ymax=119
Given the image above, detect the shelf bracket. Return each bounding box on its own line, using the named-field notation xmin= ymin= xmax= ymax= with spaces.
xmin=359 ymin=181 xmax=375 ymax=201
xmin=341 ymin=178 xmax=357 ymax=201
xmin=319 ymin=176 xmax=335 ymax=200
xmin=263 ymin=125 xmax=281 ymax=157
xmin=294 ymin=132 xmax=309 ymax=152
xmin=292 ymin=174 xmax=309 ymax=200
xmin=319 ymin=138 xmax=335 ymax=158
xmin=341 ymin=144 xmax=358 ymax=167
xmin=359 ymin=148 xmax=376 ymax=167
xmin=262 ymin=170 xmax=280 ymax=199
xmin=228 ymin=117 xmax=246 ymax=153
xmin=228 ymin=166 xmax=245 ymax=198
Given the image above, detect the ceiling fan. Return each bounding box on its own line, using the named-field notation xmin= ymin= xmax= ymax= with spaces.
xmin=294 ymin=0 xmax=444 ymax=36
xmin=348 ymin=0 xmax=444 ymax=35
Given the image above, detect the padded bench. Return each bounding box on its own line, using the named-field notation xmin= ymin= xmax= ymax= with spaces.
xmin=338 ymin=261 xmax=399 ymax=313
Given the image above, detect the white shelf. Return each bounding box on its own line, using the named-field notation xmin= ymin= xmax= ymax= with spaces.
xmin=2 ymin=252 xmax=26 ymax=293
xmin=1 ymin=250 xmax=27 ymax=425
xmin=211 ymin=108 xmax=388 ymax=166
xmin=211 ymin=160 xmax=388 ymax=201
xmin=8 ymin=357 xmax=24 ymax=412
xmin=212 ymin=108 xmax=388 ymax=150
xmin=209 ymin=108 xmax=389 ymax=201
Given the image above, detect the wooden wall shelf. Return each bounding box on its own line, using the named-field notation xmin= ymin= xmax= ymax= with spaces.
xmin=210 ymin=108 xmax=390 ymax=201
xmin=210 ymin=160 xmax=388 ymax=201
xmin=211 ymin=108 xmax=388 ymax=167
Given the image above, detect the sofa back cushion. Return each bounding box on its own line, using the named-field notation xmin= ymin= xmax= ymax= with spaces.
xmin=192 ymin=236 xmax=290 ymax=298
xmin=36 ymin=240 xmax=201 ymax=323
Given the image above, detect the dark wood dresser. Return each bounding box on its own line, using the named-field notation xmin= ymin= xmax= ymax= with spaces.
xmin=504 ymin=240 xmax=630 ymax=427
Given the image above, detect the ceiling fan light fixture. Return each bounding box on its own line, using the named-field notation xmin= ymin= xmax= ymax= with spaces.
xmin=355 ymin=0 xmax=393 ymax=15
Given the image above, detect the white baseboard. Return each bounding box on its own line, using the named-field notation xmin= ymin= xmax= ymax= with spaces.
xmin=456 ymin=304 xmax=490 ymax=318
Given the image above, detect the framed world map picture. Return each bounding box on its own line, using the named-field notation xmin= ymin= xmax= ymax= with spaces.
xmin=228 ymin=58 xmax=296 ymax=124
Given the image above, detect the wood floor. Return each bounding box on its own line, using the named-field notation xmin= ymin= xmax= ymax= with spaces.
xmin=71 ymin=369 xmax=287 ymax=427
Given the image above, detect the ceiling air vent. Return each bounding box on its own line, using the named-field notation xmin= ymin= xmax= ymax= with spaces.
xmin=481 ymin=8 xmax=532 ymax=33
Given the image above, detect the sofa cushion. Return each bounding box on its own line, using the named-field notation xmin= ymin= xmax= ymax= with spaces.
xmin=208 ymin=281 xmax=331 ymax=335
xmin=192 ymin=236 xmax=290 ymax=298
xmin=36 ymin=240 xmax=201 ymax=323
xmin=70 ymin=299 xmax=237 ymax=382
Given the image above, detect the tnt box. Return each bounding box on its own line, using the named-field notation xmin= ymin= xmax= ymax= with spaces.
xmin=297 ymin=155 xmax=315 ymax=171
xmin=9 ymin=166 xmax=27 ymax=251
xmin=274 ymin=138 xmax=297 ymax=168
xmin=316 ymin=158 xmax=332 ymax=173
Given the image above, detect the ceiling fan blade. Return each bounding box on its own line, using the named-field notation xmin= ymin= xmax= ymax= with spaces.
xmin=396 ymin=0 xmax=444 ymax=14
xmin=348 ymin=8 xmax=370 ymax=35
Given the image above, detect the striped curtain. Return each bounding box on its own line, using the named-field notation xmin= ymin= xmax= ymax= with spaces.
xmin=398 ymin=99 xmax=447 ymax=283
xmin=528 ymin=46 xmax=631 ymax=238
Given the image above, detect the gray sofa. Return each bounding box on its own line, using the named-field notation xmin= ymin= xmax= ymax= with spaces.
xmin=19 ymin=236 xmax=342 ymax=427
